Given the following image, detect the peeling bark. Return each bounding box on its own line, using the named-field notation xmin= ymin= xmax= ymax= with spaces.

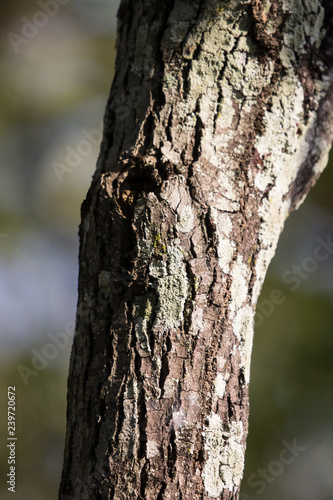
xmin=59 ymin=1 xmax=333 ymax=499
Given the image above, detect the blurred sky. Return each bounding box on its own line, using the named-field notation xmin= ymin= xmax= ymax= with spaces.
xmin=0 ymin=0 xmax=118 ymax=355
xmin=0 ymin=2 xmax=333 ymax=499
xmin=0 ymin=3 xmax=119 ymax=496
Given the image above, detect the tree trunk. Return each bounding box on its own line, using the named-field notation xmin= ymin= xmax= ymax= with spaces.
xmin=59 ymin=1 xmax=333 ymax=498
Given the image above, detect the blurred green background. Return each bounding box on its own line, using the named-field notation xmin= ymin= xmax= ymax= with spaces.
xmin=0 ymin=2 xmax=332 ymax=499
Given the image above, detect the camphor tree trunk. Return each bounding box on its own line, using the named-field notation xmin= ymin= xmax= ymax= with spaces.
xmin=59 ymin=1 xmax=333 ymax=498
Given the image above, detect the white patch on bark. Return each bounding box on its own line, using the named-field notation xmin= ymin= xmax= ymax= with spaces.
xmin=217 ymin=93 xmax=235 ymax=129
xmin=210 ymin=208 xmax=235 ymax=274
xmin=251 ymin=53 xmax=329 ymax=303
xmin=217 ymin=356 xmax=226 ymax=370
xmin=216 ymin=169 xmax=242 ymax=207
xmin=215 ymin=373 xmax=226 ymax=399
xmin=150 ymin=244 xmax=188 ymax=331
xmin=252 ymin=189 xmax=290 ymax=304
xmin=260 ymin=194 xmax=289 ymax=243
xmin=202 ymin=413 xmax=245 ymax=496
xmin=230 ymin=255 xmax=249 ymax=315
xmin=161 ymin=140 xmax=181 ymax=164
xmin=216 ymin=238 xmax=235 ymax=274
xmin=211 ymin=208 xmax=232 ymax=236
xmin=217 ymin=238 xmax=236 ymax=274
xmin=160 ymin=175 xmax=195 ymax=234
xmin=252 ymin=249 xmax=270 ymax=304
xmin=176 ymin=205 xmax=195 ymax=233
xmin=255 ymin=70 xmax=305 ymax=189
xmin=190 ymin=305 xmax=204 ymax=336
xmin=173 ymin=408 xmax=186 ymax=431
xmin=224 ymin=53 xmax=274 ymax=97
xmin=233 ymin=305 xmax=254 ymax=384
xmin=146 ymin=440 xmax=160 ymax=459
xmin=162 ymin=378 xmax=177 ymax=398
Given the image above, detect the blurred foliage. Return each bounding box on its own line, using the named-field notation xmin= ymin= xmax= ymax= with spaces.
xmin=0 ymin=356 xmax=67 ymax=499
xmin=0 ymin=1 xmax=333 ymax=499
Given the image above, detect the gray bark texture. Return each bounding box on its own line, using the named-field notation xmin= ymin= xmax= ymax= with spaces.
xmin=59 ymin=0 xmax=333 ymax=498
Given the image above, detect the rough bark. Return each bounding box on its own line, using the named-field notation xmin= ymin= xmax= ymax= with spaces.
xmin=59 ymin=1 xmax=333 ymax=499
